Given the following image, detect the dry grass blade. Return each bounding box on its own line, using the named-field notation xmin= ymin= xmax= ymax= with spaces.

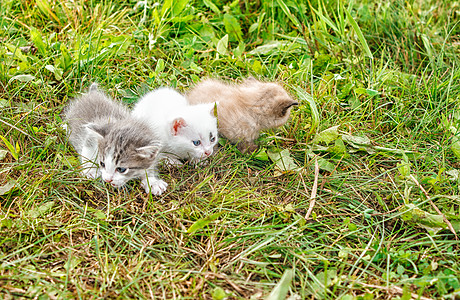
xmin=305 ymin=156 xmax=319 ymax=219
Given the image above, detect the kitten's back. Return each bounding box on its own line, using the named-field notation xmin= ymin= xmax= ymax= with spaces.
xmin=64 ymin=88 xmax=130 ymax=151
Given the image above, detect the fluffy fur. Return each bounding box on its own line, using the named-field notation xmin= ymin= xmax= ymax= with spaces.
xmin=64 ymin=85 xmax=166 ymax=195
xmin=186 ymin=78 xmax=298 ymax=152
xmin=132 ymin=87 xmax=219 ymax=165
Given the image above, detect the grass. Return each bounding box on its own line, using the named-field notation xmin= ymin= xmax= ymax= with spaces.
xmin=1 ymin=0 xmax=460 ymax=298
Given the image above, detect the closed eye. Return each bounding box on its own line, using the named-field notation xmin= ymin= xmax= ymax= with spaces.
xmin=116 ymin=167 xmax=128 ymax=174
xmin=192 ymin=140 xmax=201 ymax=146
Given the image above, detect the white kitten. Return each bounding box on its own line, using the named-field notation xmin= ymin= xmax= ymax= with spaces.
xmin=132 ymin=87 xmax=218 ymax=174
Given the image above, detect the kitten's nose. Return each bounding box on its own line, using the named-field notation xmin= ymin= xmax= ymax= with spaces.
xmin=205 ymin=150 xmax=212 ymax=156
xmin=104 ymin=178 xmax=113 ymax=183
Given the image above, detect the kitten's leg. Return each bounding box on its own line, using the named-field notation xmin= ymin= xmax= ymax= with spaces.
xmin=237 ymin=140 xmax=258 ymax=154
xmin=80 ymin=144 xmax=100 ymax=179
xmin=141 ymin=170 xmax=168 ymax=196
xmin=163 ymin=156 xmax=183 ymax=167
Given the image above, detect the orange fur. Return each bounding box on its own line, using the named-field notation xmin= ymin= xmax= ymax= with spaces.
xmin=186 ymin=78 xmax=297 ymax=152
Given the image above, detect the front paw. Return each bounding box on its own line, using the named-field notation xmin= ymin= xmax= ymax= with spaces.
xmin=141 ymin=178 xmax=168 ymax=195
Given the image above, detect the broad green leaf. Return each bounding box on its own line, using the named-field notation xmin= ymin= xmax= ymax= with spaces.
xmin=312 ymin=125 xmax=340 ymax=145
xmin=27 ymin=201 xmax=55 ymax=218
xmin=187 ymin=212 xmax=223 ymax=234
xmin=400 ymin=204 xmax=460 ymax=234
xmin=267 ymin=149 xmax=302 ymax=175
xmin=253 ymin=148 xmax=269 ymax=161
xmin=172 ymin=0 xmax=188 ymax=16
xmin=248 ymin=41 xmax=290 ymax=56
xmin=0 ymin=135 xmax=19 ymax=160
xmin=45 ymin=65 xmax=63 ymax=80
xmin=327 ymin=138 xmax=347 ymax=156
xmin=216 ymin=34 xmax=228 ymax=56
xmin=252 ymin=60 xmax=263 ymax=74
xmin=223 ymin=13 xmax=242 ymax=41
xmin=8 ymin=74 xmax=35 ymax=84
xmin=155 ymin=58 xmax=165 ymax=74
xmin=160 ymin=0 xmax=173 ymax=17
xmin=293 ymin=87 xmax=320 ymax=134
xmin=87 ymin=207 xmax=106 ymax=220
xmin=59 ymin=43 xmax=73 ymax=71
xmin=316 ymin=157 xmax=336 ymax=172
xmin=203 ymin=0 xmax=220 ymax=14
xmin=366 ymin=89 xmax=379 ymax=96
xmin=5 ymin=43 xmax=29 ymax=63
xmin=212 ymin=286 xmax=227 ymax=300
xmin=30 ymin=27 xmax=48 ymax=55
xmin=266 ymin=269 xmax=294 ymax=300
xmin=345 ymin=9 xmax=373 ymax=59
xmin=0 ymin=181 xmax=16 ymax=196
xmin=451 ymin=137 xmax=460 ymax=159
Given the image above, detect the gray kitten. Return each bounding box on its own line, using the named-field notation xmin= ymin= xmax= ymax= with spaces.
xmin=186 ymin=77 xmax=298 ymax=153
xmin=64 ymin=84 xmax=166 ymax=195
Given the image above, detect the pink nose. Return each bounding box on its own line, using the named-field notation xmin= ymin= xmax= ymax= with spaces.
xmin=104 ymin=178 xmax=113 ymax=183
xmin=205 ymin=151 xmax=211 ymax=156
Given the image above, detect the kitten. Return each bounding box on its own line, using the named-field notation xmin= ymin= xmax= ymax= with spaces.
xmin=132 ymin=87 xmax=218 ymax=166
xmin=64 ymin=84 xmax=167 ymax=195
xmin=186 ymin=77 xmax=298 ymax=153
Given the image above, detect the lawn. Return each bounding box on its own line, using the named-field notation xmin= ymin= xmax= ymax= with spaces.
xmin=1 ymin=0 xmax=460 ymax=299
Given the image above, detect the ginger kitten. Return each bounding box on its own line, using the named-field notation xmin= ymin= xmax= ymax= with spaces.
xmin=64 ymin=84 xmax=166 ymax=195
xmin=186 ymin=77 xmax=298 ymax=153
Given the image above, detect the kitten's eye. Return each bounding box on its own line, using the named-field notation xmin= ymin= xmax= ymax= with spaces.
xmin=116 ymin=167 xmax=128 ymax=174
xmin=192 ymin=140 xmax=201 ymax=146
xmin=210 ymin=137 xmax=216 ymax=143
xmin=100 ymin=161 xmax=105 ymax=168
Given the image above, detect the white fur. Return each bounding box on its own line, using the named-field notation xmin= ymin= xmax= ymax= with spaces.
xmin=132 ymin=88 xmax=218 ymax=186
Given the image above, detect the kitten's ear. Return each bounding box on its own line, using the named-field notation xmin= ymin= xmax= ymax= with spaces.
xmin=210 ymin=102 xmax=219 ymax=118
xmin=171 ymin=118 xmax=187 ymax=136
xmin=136 ymin=145 xmax=160 ymax=159
xmin=275 ymin=99 xmax=299 ymax=117
xmin=85 ymin=123 xmax=108 ymax=139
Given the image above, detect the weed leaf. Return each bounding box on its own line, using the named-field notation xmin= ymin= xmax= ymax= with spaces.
xmin=0 ymin=135 xmax=19 ymax=160
xmin=203 ymin=0 xmax=220 ymax=14
xmin=223 ymin=14 xmax=243 ymax=41
xmin=30 ymin=27 xmax=48 ymax=55
xmin=400 ymin=204 xmax=460 ymax=234
xmin=312 ymin=125 xmax=340 ymax=145
xmin=266 ymin=268 xmax=294 ymax=300
xmin=294 ymin=88 xmax=320 ymax=134
xmin=0 ymin=181 xmax=16 ymax=196
xmin=267 ymin=149 xmax=302 ymax=175
xmin=8 ymin=74 xmax=35 ymax=84
xmin=27 ymin=201 xmax=55 ymax=218
xmin=216 ymin=34 xmax=228 ymax=56
xmin=187 ymin=212 xmax=223 ymax=234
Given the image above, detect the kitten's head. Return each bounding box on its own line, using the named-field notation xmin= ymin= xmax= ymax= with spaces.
xmin=169 ymin=103 xmax=219 ymax=162
xmin=86 ymin=120 xmax=160 ymax=188
xmin=246 ymin=80 xmax=298 ymax=129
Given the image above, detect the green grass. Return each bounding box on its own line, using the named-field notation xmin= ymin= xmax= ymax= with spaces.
xmin=1 ymin=0 xmax=460 ymax=298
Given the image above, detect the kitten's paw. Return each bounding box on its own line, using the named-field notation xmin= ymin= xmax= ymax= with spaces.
xmin=163 ymin=157 xmax=183 ymax=167
xmin=142 ymin=179 xmax=168 ymax=196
